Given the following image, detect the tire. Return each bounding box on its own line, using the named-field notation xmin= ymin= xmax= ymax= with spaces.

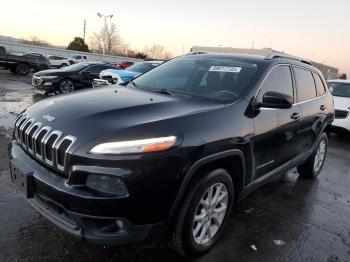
xmin=16 ymin=63 xmax=30 ymax=75
xmin=60 ymin=63 xmax=68 ymax=68
xmin=297 ymin=133 xmax=328 ymax=179
xmin=171 ymin=168 xmax=234 ymax=257
xmin=58 ymin=79 xmax=75 ymax=93
xmin=10 ymin=67 xmax=17 ymax=74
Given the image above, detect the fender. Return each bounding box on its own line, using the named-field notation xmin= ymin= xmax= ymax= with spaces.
xmin=169 ymin=149 xmax=246 ymax=218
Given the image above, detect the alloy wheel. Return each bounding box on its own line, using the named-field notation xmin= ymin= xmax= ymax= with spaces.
xmin=314 ymin=139 xmax=326 ymax=172
xmin=192 ymin=182 xmax=228 ymax=245
xmin=59 ymin=80 xmax=74 ymax=93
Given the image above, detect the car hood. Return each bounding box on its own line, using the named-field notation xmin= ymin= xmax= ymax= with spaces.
xmin=100 ymin=69 xmax=140 ymax=81
xmin=24 ymin=86 xmax=223 ymax=146
xmin=333 ymin=96 xmax=350 ymax=110
xmin=34 ymin=69 xmax=68 ymax=77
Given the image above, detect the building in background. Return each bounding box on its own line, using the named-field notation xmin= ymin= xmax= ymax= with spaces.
xmin=190 ymin=46 xmax=339 ymax=79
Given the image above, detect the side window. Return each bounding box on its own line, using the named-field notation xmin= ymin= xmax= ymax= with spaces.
xmin=294 ymin=67 xmax=317 ymax=102
xmin=256 ymin=65 xmax=294 ymax=103
xmin=313 ymin=73 xmax=326 ymax=96
xmin=76 ymin=56 xmax=82 ymax=59
xmin=83 ymin=56 xmax=87 ymax=60
xmin=86 ymin=65 xmax=104 ymax=73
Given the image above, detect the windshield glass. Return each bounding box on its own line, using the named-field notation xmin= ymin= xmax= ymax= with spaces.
xmin=126 ymin=62 xmax=159 ymax=73
xmin=132 ymin=56 xmax=260 ymax=102
xmin=327 ymin=82 xmax=350 ymax=98
xmin=62 ymin=63 xmax=89 ymax=72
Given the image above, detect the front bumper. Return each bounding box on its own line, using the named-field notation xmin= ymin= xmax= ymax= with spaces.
xmin=8 ymin=142 xmax=168 ymax=245
xmin=32 ymin=77 xmax=56 ymax=91
xmin=331 ymin=109 xmax=350 ymax=132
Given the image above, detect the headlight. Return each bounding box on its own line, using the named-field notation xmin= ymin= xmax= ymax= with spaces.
xmin=42 ymin=76 xmax=58 ymax=79
xmin=90 ymin=136 xmax=177 ymax=155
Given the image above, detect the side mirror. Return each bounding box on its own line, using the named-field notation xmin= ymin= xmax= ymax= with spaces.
xmin=258 ymin=91 xmax=293 ymax=109
xmin=328 ymin=86 xmax=333 ymax=94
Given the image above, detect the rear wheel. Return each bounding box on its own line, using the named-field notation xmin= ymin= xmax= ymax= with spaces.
xmin=297 ymin=133 xmax=328 ymax=179
xmin=60 ymin=63 xmax=68 ymax=68
xmin=16 ymin=63 xmax=30 ymax=75
xmin=171 ymin=168 xmax=234 ymax=257
xmin=58 ymin=79 xmax=75 ymax=93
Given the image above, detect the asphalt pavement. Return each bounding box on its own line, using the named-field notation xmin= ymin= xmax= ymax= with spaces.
xmin=0 ymin=69 xmax=349 ymax=262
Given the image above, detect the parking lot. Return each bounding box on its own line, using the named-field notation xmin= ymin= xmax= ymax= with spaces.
xmin=0 ymin=69 xmax=349 ymax=262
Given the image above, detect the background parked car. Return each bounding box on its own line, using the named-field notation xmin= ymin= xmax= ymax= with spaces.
xmin=70 ymin=54 xmax=89 ymax=64
xmin=47 ymin=55 xmax=71 ymax=68
xmin=327 ymin=80 xmax=350 ymax=134
xmin=93 ymin=60 xmax=163 ymax=87
xmin=23 ymin=53 xmax=50 ymax=71
xmin=116 ymin=61 xmax=134 ymax=69
xmin=0 ymin=46 xmax=45 ymax=75
xmin=32 ymin=62 xmax=116 ymax=93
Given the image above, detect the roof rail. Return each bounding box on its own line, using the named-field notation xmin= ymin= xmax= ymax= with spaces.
xmin=265 ymin=54 xmax=312 ymax=66
xmin=187 ymin=51 xmax=208 ymax=55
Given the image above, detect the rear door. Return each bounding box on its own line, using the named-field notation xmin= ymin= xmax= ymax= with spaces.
xmin=253 ymin=65 xmax=302 ymax=178
xmin=292 ymin=67 xmax=327 ymax=156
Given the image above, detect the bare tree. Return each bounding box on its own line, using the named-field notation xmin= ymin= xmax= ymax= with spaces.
xmin=90 ymin=22 xmax=122 ymax=55
xmin=22 ymin=35 xmax=51 ymax=47
xmin=143 ymin=44 xmax=172 ymax=60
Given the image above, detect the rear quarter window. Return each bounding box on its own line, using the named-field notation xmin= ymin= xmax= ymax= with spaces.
xmin=313 ymin=73 xmax=326 ymax=96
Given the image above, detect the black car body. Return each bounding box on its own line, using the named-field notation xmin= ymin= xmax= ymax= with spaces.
xmin=0 ymin=46 xmax=46 ymax=75
xmin=23 ymin=53 xmax=50 ymax=71
xmin=32 ymin=62 xmax=116 ymax=93
xmin=9 ymin=54 xmax=334 ymax=257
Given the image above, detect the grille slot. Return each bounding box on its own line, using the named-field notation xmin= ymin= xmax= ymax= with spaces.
xmin=21 ymin=121 xmax=33 ymax=144
xmin=27 ymin=125 xmax=38 ymax=149
xmin=35 ymin=129 xmax=48 ymax=156
xmin=17 ymin=117 xmax=27 ymax=139
xmin=14 ymin=115 xmax=77 ymax=175
xmin=57 ymin=139 xmax=72 ymax=166
xmin=45 ymin=134 xmax=58 ymax=162
xmin=335 ymin=109 xmax=349 ymax=119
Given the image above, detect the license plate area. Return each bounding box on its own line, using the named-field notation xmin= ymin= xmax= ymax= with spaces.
xmin=10 ymin=159 xmax=34 ymax=199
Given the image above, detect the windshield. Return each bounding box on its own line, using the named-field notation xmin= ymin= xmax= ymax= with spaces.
xmin=132 ymin=56 xmax=260 ymax=102
xmin=327 ymin=82 xmax=350 ymax=98
xmin=62 ymin=63 xmax=89 ymax=72
xmin=126 ymin=62 xmax=159 ymax=73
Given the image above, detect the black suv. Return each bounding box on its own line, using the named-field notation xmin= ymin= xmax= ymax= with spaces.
xmin=8 ymin=54 xmax=334 ymax=257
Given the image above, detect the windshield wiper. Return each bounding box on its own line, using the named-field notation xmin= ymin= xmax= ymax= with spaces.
xmin=151 ymin=88 xmax=176 ymax=96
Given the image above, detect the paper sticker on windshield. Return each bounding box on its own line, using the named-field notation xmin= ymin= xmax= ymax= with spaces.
xmin=209 ymin=66 xmax=242 ymax=73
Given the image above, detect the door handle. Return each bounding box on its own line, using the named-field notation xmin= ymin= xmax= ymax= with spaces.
xmin=320 ymin=105 xmax=327 ymax=111
xmin=290 ymin=112 xmax=301 ymax=120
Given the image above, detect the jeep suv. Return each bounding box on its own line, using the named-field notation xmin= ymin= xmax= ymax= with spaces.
xmin=8 ymin=53 xmax=334 ymax=257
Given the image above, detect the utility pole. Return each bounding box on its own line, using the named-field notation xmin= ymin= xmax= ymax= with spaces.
xmin=83 ymin=19 xmax=86 ymax=41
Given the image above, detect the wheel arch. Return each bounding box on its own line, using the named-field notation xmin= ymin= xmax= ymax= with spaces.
xmin=169 ymin=149 xmax=246 ymax=220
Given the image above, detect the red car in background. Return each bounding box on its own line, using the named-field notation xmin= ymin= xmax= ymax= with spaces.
xmin=116 ymin=61 xmax=134 ymax=69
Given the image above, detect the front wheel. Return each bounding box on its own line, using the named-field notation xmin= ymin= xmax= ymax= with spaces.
xmin=297 ymin=133 xmax=328 ymax=179
xmin=171 ymin=168 xmax=234 ymax=257
xmin=58 ymin=79 xmax=75 ymax=93
xmin=16 ymin=63 xmax=30 ymax=75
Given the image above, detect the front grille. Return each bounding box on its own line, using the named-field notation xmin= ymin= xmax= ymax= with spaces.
xmin=14 ymin=114 xmax=77 ymax=176
xmin=335 ymin=109 xmax=349 ymax=119
xmin=102 ymin=75 xmax=114 ymax=83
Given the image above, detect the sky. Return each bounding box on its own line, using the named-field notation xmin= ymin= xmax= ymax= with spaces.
xmin=1 ymin=0 xmax=350 ymax=75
